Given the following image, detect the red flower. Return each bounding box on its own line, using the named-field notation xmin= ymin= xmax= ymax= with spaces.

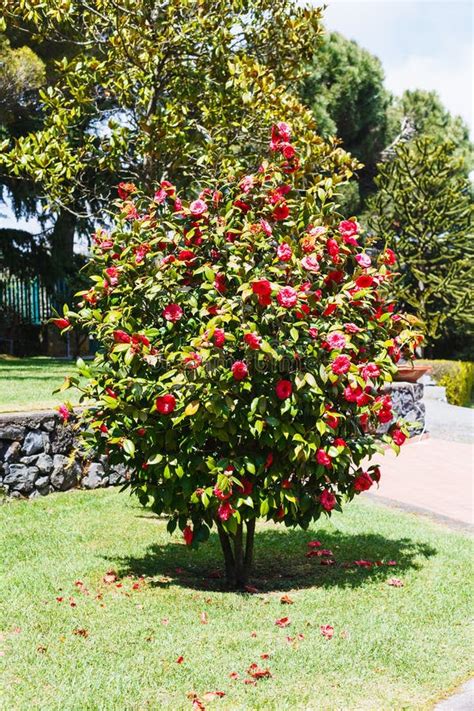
xmin=320 ymin=489 xmax=336 ymax=511
xmin=320 ymin=624 xmax=334 ymax=639
xmin=52 ymin=318 xmax=70 ymax=330
xmin=301 ymin=256 xmax=320 ymax=272
xmin=353 ymin=471 xmax=374 ymax=492
xmin=277 ymin=242 xmax=292 ymax=261
xmin=117 ymin=181 xmax=136 ymax=200
xmin=280 ymin=142 xmax=296 ymax=159
xmin=355 ymin=274 xmax=374 ymax=288
xmin=163 ymin=303 xmax=183 ymax=322
xmin=392 ymin=428 xmax=407 ymax=446
xmin=218 ymin=502 xmax=234 ymax=521
xmin=275 ymin=379 xmax=292 ymax=400
xmin=331 ymin=354 xmax=351 ymax=375
xmin=233 ymin=199 xmax=251 ymax=213
xmin=277 ymin=286 xmax=298 ymax=308
xmin=327 ymin=331 xmax=346 ymax=350
xmin=231 ymin=361 xmax=248 ymax=381
xmin=214 ymin=273 xmax=226 ymax=293
xmin=264 ymin=452 xmax=273 ymax=469
xmin=213 ymin=486 xmax=232 ymax=501
xmin=338 ymin=220 xmax=359 ymax=244
xmin=344 ymin=322 xmax=361 ymax=334
xmin=155 ymin=394 xmax=176 ymax=415
xmin=343 ymin=384 xmax=363 ymax=403
xmin=323 ymin=302 xmax=338 ymax=317
xmin=183 ymin=525 xmax=194 ymax=545
xmin=326 ymin=238 xmax=340 ymax=259
xmin=309 ymin=327 xmax=318 ymax=339
xmin=237 ymin=478 xmax=254 ymax=496
xmin=316 ymin=449 xmax=332 ymax=468
xmin=183 ymin=352 xmax=202 ymax=369
xmin=177 ymin=249 xmax=195 ymax=263
xmin=334 ymin=437 xmax=347 ymax=448
xmin=212 ymin=328 xmax=226 ymax=347
xmin=189 ymin=199 xmax=207 ymax=217
xmin=113 ymin=330 xmax=131 ymax=344
xmin=105 ymin=387 xmax=117 ymax=399
xmin=382 ymin=248 xmax=397 ymax=265
xmin=252 ymin=279 xmax=272 ymax=297
xmin=244 ymin=332 xmax=262 ymax=350
xmin=273 ymin=202 xmax=290 ymax=221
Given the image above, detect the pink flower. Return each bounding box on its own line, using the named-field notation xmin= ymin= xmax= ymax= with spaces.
xmin=212 ymin=328 xmax=226 ymax=348
xmin=327 ymin=332 xmax=346 ymax=350
xmin=232 ymin=361 xmax=248 ymax=381
xmin=309 ymin=327 xmax=318 ymax=339
xmin=353 ymin=471 xmax=374 ymax=492
xmin=105 ymin=266 xmax=119 ymax=286
xmin=218 ymin=502 xmax=234 ymax=521
xmin=239 ymin=175 xmax=254 ymax=193
xmin=277 ymin=242 xmax=292 ymax=262
xmin=344 ymin=322 xmax=361 ymax=334
xmin=276 ymin=121 xmax=291 ymax=141
xmin=320 ymin=489 xmax=336 ymax=511
xmin=355 ymin=253 xmax=371 ymax=268
xmin=338 ymin=220 xmax=359 ymax=245
xmin=331 ymin=354 xmax=351 ymax=375
xmin=155 ymin=394 xmax=176 ymax=415
xmin=260 ymin=219 xmax=272 ymax=236
xmin=277 ymin=286 xmax=298 ymax=308
xmin=154 ymin=188 xmax=168 ymax=204
xmin=316 ymin=449 xmax=332 ymax=468
xmin=213 ymin=486 xmax=232 ymax=501
xmin=301 ymin=256 xmax=320 ymax=272
xmin=163 ymin=303 xmax=183 ymax=322
xmin=275 ymin=379 xmax=292 ymax=400
xmin=244 ymin=332 xmax=262 ymax=350
xmin=183 ymin=526 xmax=194 ymax=545
xmin=343 ymin=384 xmax=363 ymax=403
xmin=183 ymin=352 xmax=202 ymax=369
xmin=189 ymin=199 xmax=207 ymax=217
xmin=362 ymin=362 xmax=380 ymax=380
xmin=57 ymin=404 xmax=71 ymax=422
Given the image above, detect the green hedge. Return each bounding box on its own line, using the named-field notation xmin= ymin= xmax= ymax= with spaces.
xmin=420 ymin=360 xmax=474 ymax=407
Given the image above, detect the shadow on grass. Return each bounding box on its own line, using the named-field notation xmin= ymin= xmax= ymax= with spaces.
xmin=107 ymin=525 xmax=437 ymax=593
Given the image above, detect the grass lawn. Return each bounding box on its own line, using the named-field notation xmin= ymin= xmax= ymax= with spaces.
xmin=0 ymin=356 xmax=80 ymax=412
xmin=0 ymin=490 xmax=472 ymax=710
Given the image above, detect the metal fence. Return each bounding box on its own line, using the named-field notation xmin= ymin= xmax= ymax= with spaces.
xmin=0 ymin=274 xmax=68 ymax=325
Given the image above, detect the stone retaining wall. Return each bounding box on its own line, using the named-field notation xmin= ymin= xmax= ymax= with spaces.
xmin=0 ymin=411 xmax=127 ymax=499
xmin=0 ymin=382 xmax=425 ymax=499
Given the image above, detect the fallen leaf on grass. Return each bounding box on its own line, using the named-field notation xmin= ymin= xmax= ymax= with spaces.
xmin=187 ymin=693 xmax=206 ymax=710
xmin=176 ymin=655 xmax=184 ymax=664
xmin=320 ymin=558 xmax=336 ymax=566
xmin=202 ymin=691 xmax=225 ymax=701
xmin=37 ymin=645 xmax=47 ymax=653
xmin=320 ymin=625 xmax=334 ymax=640
xmin=307 ymin=540 xmax=322 ymax=548
xmin=260 ymin=653 xmax=270 ymax=659
xmin=102 ymin=570 xmax=118 ymax=584
xmin=387 ymin=560 xmax=398 ymax=566
xmin=200 ymin=612 xmax=208 ymax=624
xmin=275 ymin=617 xmax=290 ymax=628
xmin=247 ymin=662 xmax=272 ymax=680
xmin=354 ymin=560 xmax=373 ymax=568
xmin=280 ymin=594 xmax=294 ymax=605
xmin=388 ymin=578 xmax=404 ymax=587
xmin=161 ymin=618 xmax=169 ymax=626
xmin=250 ymin=631 xmax=257 ymax=638
xmin=73 ymin=628 xmax=89 ymax=638
xmin=229 ymin=671 xmax=239 ymax=680
xmin=244 ymin=585 xmax=259 ymax=594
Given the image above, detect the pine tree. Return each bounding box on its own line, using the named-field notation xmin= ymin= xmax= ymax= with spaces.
xmin=367 ymin=136 xmax=473 ymax=350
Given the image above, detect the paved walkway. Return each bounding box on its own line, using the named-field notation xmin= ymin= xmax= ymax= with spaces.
xmin=434 ymin=679 xmax=474 ymax=710
xmin=365 ymin=397 xmax=473 ymax=527
xmin=367 ymin=437 xmax=473 ymax=526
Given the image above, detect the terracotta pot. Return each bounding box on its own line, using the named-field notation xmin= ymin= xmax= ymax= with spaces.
xmin=394 ymin=363 xmax=432 ymax=383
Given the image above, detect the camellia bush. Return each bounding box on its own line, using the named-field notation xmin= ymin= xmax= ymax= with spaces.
xmin=57 ymin=124 xmax=418 ymax=588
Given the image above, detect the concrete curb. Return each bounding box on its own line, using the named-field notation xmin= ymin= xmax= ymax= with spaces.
xmin=365 ymin=493 xmax=474 ymax=534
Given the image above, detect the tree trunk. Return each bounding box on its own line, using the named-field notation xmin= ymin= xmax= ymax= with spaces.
xmin=217 ymin=519 xmax=256 ymax=590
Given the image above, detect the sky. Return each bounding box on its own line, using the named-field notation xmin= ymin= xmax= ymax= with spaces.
xmin=1 ymin=0 xmax=472 ymax=232
xmin=323 ymin=0 xmax=473 ymax=134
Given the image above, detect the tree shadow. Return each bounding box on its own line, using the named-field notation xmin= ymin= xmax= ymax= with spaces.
xmin=105 ymin=523 xmax=437 ymax=593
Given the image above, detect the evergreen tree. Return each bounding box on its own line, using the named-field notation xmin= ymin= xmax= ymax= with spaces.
xmin=367 ymin=136 xmax=473 ymax=351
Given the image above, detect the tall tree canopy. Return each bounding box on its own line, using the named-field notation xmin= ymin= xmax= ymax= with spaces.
xmin=367 ymin=136 xmax=473 ymax=350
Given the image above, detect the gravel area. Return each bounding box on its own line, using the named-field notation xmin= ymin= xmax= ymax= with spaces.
xmin=424 ymin=397 xmax=474 ymax=444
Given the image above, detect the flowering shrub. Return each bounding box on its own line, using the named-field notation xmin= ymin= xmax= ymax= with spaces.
xmin=60 ymin=123 xmax=418 ymax=587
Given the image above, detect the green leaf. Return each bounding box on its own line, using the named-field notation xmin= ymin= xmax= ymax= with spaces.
xmin=122 ymin=439 xmax=135 ymax=456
